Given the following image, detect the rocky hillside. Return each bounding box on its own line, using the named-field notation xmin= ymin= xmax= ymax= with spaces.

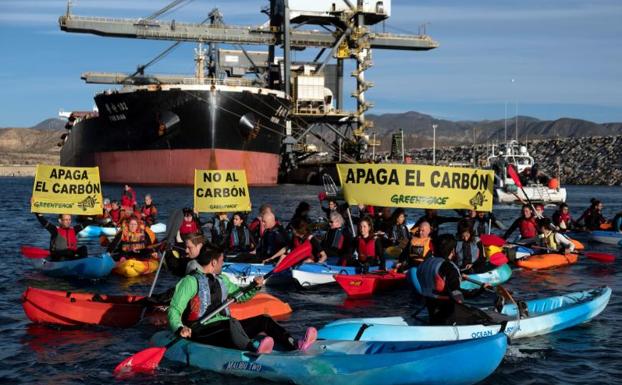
xmin=0 ymin=127 xmax=62 ymax=168
xmin=367 ymin=111 xmax=622 ymax=151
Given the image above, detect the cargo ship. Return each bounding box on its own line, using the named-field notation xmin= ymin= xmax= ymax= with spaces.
xmin=60 ymin=48 xmax=290 ymax=186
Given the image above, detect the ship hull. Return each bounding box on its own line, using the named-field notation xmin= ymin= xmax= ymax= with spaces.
xmin=61 ymin=85 xmax=288 ymax=186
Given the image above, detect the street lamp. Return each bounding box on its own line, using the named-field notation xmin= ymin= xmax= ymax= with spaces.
xmin=432 ymin=123 xmax=438 ymax=165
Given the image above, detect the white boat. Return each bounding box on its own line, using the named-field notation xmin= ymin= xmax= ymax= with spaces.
xmin=486 ymin=140 xmax=566 ymax=205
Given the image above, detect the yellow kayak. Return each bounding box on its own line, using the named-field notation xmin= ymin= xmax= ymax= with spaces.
xmin=113 ymin=258 xmax=159 ymax=278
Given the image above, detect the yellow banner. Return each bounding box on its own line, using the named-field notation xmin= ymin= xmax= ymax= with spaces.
xmin=336 ymin=163 xmax=494 ymax=211
xmin=194 ymin=169 xmax=251 ymax=213
xmin=31 ymin=165 xmax=103 ymax=215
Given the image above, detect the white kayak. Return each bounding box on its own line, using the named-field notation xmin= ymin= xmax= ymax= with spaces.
xmin=318 ymin=287 xmax=611 ymax=341
xmin=100 ymin=222 xmax=167 ymax=237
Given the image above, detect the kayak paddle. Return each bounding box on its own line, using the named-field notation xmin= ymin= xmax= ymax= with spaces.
xmin=20 ymin=246 xmax=50 ymax=259
xmin=113 ymin=241 xmax=312 ymax=376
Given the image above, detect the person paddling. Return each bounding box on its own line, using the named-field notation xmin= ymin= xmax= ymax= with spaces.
xmin=140 ymin=194 xmax=158 ymax=227
xmin=322 ymin=212 xmax=353 ymax=266
xmin=107 ymin=216 xmax=157 ymax=261
xmin=552 ymin=203 xmax=574 ymax=232
xmin=34 ymin=213 xmax=89 ymax=261
xmin=416 ymin=234 xmax=490 ymax=325
xmin=534 ymin=218 xmax=576 ymax=254
xmin=168 ymin=248 xmax=317 ymax=354
xmin=264 ymin=218 xmax=327 ymax=265
xmin=503 ymin=204 xmax=538 ymax=240
xmin=454 ymin=221 xmax=486 ymax=274
xmin=395 ymin=221 xmax=433 ymax=271
xmin=352 ymin=216 xmax=385 ymax=270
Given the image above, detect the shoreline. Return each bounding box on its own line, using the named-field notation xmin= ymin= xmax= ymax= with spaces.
xmin=0 ymin=165 xmax=37 ymax=177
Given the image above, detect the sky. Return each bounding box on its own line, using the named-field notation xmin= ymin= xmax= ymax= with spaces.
xmin=1 ymin=0 xmax=621 ymax=127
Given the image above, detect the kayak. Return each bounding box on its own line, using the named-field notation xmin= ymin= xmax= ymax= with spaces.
xmin=101 ymin=222 xmax=167 ymax=237
xmin=317 ymin=286 xmax=611 ymax=342
xmin=22 ymin=287 xmax=292 ymax=327
xmin=408 ymin=264 xmax=512 ymax=294
xmin=292 ymin=263 xmax=382 ymax=288
xmin=516 ymin=253 xmax=578 ymax=270
xmin=222 ymin=263 xmax=291 ymax=287
xmin=78 ymin=225 xmax=102 ymax=238
xmin=151 ymin=330 xmax=507 ymax=385
xmin=588 ymin=230 xmax=622 ymax=245
xmin=30 ymin=253 xmax=116 ymax=279
xmin=113 ymin=258 xmax=160 ymax=278
xmin=334 ymin=271 xmax=406 ymax=298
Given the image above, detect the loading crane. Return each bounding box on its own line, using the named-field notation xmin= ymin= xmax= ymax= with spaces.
xmin=58 ymin=0 xmax=438 ymax=175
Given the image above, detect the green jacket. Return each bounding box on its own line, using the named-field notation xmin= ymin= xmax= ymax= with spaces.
xmin=168 ymin=272 xmax=259 ymax=332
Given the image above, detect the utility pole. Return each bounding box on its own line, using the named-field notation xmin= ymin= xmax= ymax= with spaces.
xmin=432 ymin=123 xmax=438 ymax=165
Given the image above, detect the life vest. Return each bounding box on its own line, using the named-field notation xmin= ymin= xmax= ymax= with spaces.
xmin=455 ymin=240 xmax=480 ymax=267
xmin=258 ymin=226 xmax=286 ymax=258
xmin=417 ymin=256 xmax=461 ymax=299
xmin=120 ymin=223 xmax=148 ymax=253
xmin=540 ymin=231 xmax=558 ymax=251
xmin=141 ymin=204 xmax=157 ymax=223
xmin=110 ymin=208 xmax=121 ymax=224
xmin=391 ymin=224 xmax=410 ymax=244
xmin=357 ymin=236 xmax=377 ymax=263
xmin=180 ymin=219 xmax=199 ymax=235
xmin=407 ymin=237 xmax=432 ymax=260
xmin=519 ymin=217 xmax=538 ymax=238
xmin=213 ymin=219 xmax=229 ymax=237
xmin=230 ymin=226 xmax=251 ymax=249
xmin=54 ymin=226 xmax=78 ymax=251
xmin=325 ymin=227 xmax=345 ymax=251
xmin=184 ymin=273 xmax=229 ymax=323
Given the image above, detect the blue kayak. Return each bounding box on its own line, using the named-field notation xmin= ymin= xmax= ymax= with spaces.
xmin=151 ymin=331 xmax=507 ymax=385
xmin=408 ymin=264 xmax=512 ymax=293
xmin=31 ymin=253 xmax=116 ymax=279
xmin=318 ymin=287 xmax=611 ymax=342
xmin=77 ymin=225 xmax=102 ymax=238
xmin=588 ymin=230 xmax=622 ymax=245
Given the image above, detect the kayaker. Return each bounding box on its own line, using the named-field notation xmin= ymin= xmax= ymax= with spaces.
xmin=265 ymin=218 xmax=327 ymax=265
xmin=375 ymin=207 xmax=394 ymax=235
xmin=416 ymin=234 xmax=490 ymax=325
xmin=235 ymin=211 xmax=288 ymax=264
xmin=120 ymin=184 xmax=136 ymax=209
xmin=107 ymin=216 xmax=157 ymax=261
xmin=109 ymin=200 xmax=121 ymax=226
xmin=535 ymin=218 xmax=576 ymax=254
xmin=248 ymin=204 xmax=277 ymax=241
xmin=227 ymin=212 xmax=255 ymax=253
xmin=388 ymin=208 xmax=410 ymax=248
xmin=322 ymin=212 xmax=353 ymax=266
xmin=415 ymin=209 xmax=460 ymax=239
xmin=210 ymin=212 xmax=231 ymax=247
xmin=168 ymin=248 xmax=317 ymax=354
xmin=353 ymin=216 xmax=385 ymax=270
xmin=34 ymin=213 xmax=89 ymax=261
xmin=611 ymin=211 xmax=622 ymax=232
xmin=178 ymin=208 xmax=202 ymax=242
xmin=576 ymin=199 xmax=609 ymax=230
xmin=454 ymin=221 xmax=486 ymax=273
xmin=140 ymin=194 xmax=158 ymax=226
xmin=318 ymin=193 xmax=345 ymax=220
xmin=552 ymin=203 xmax=574 ymax=232
xmin=396 ymin=221 xmax=433 ymax=271
xmin=286 ymin=201 xmax=312 ymax=235
xmin=463 ymin=209 xmax=504 ymax=236
xmin=503 ymin=204 xmax=538 ymax=240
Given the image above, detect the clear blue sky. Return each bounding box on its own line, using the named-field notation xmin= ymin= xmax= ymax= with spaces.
xmin=1 ymin=0 xmax=621 ymax=127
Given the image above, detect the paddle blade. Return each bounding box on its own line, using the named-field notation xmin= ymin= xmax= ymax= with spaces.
xmin=165 ymin=209 xmax=184 ymax=245
xmin=273 ymin=241 xmax=312 ymax=273
xmin=20 ymin=245 xmax=49 ymax=259
xmin=113 ymin=346 xmax=166 ymax=376
xmin=480 ymin=234 xmax=506 ymax=247
xmin=584 ymin=252 xmax=615 ymax=263
xmin=506 ymin=164 xmax=523 ymax=188
xmin=490 ymin=252 xmax=509 ymax=266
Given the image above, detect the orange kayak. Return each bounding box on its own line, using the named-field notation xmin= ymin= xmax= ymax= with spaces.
xmin=22 ymin=287 xmax=292 ymax=327
xmin=516 ymin=253 xmax=578 ymax=270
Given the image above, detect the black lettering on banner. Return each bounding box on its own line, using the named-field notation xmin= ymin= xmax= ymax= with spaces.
xmin=430 ymin=171 xmax=441 ymax=187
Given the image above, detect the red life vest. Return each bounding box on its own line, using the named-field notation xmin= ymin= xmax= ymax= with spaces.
xmin=180 ymin=219 xmax=199 ymax=235
xmin=55 ymin=226 xmax=77 ymax=251
xmin=357 ymin=236 xmax=377 ymax=262
xmin=519 ymin=217 xmax=538 ymax=238
xmin=110 ymin=208 xmax=121 ymax=224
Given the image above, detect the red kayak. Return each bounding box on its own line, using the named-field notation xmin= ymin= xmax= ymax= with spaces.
xmin=334 ymin=271 xmax=406 ymax=298
xmin=22 ymin=287 xmax=292 ymax=327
